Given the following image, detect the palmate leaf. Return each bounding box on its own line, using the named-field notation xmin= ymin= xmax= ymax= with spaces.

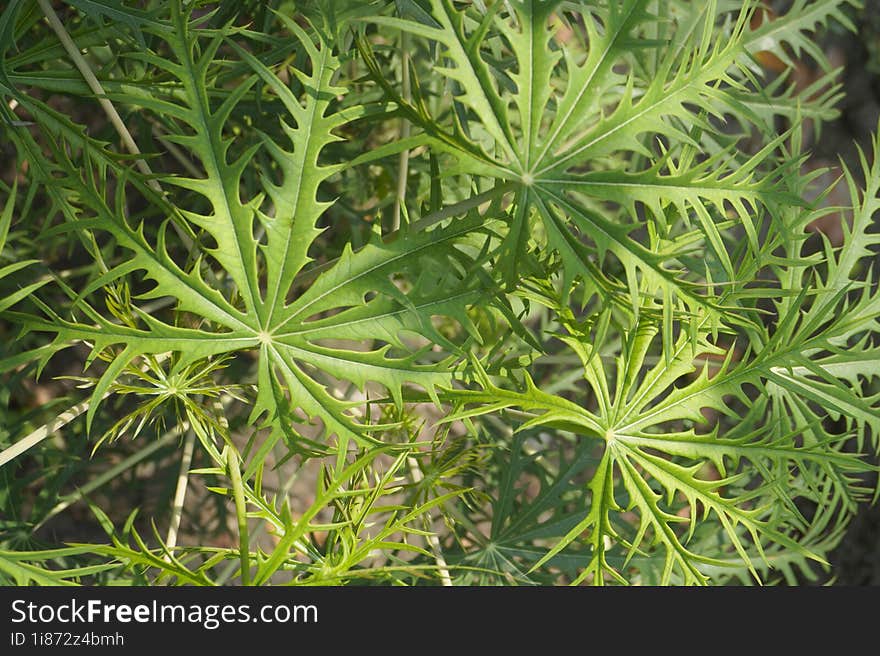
xmin=448 ymin=241 xmax=880 ymax=585
xmin=449 ymin=334 xmax=874 ymax=584
xmin=361 ymin=0 xmax=820 ymax=341
xmin=354 ymin=0 xmax=878 ymax=584
xmin=5 ymin=2 xmax=485 ymax=451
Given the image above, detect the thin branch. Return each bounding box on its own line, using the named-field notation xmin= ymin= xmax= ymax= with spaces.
xmin=0 ymin=396 xmax=97 ymax=468
xmin=391 ymin=31 xmax=412 ymax=233
xmin=37 ymin=0 xmax=196 ymax=251
xmin=37 ymin=0 xmax=159 ymax=191
xmin=0 ymin=353 xmax=172 ymax=469
xmin=407 ymin=455 xmax=453 ymax=586
xmin=164 ymin=429 xmax=197 ymax=553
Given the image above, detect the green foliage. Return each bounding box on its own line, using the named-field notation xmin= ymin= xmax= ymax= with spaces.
xmin=0 ymin=0 xmax=877 ymax=586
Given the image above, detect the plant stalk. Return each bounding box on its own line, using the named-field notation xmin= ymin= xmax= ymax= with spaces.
xmin=37 ymin=0 xmax=159 ymax=191
xmin=406 ymin=455 xmax=453 ymax=586
xmin=164 ymin=429 xmax=197 ymax=555
xmin=227 ymin=447 xmax=251 ymax=585
xmin=37 ymin=0 xmax=196 ymax=252
xmin=391 ymin=31 xmax=412 ymax=234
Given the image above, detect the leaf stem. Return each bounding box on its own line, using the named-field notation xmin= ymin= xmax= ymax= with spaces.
xmin=226 ymin=446 xmax=251 ymax=585
xmin=164 ymin=429 xmax=197 ymax=555
xmin=0 ymin=397 xmax=95 ymax=469
xmin=37 ymin=0 xmax=196 ymax=252
xmin=213 ymin=448 xmax=310 ymax=585
xmin=406 ymin=455 xmax=453 ymax=586
xmin=391 ymin=31 xmax=412 ymax=234
xmin=36 ymin=0 xmax=158 ymax=191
